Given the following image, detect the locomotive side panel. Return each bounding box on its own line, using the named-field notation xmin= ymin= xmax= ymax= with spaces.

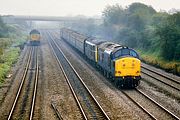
xmin=84 ymin=41 xmax=97 ymax=62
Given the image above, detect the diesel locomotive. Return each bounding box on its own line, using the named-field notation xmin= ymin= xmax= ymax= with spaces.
xmin=29 ymin=29 xmax=40 ymax=45
xmin=61 ymin=28 xmax=141 ymax=88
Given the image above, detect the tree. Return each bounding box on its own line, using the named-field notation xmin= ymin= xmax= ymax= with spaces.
xmin=0 ymin=16 xmax=8 ymax=37
xmin=102 ymin=2 xmax=180 ymax=61
xmin=102 ymin=4 xmax=125 ymax=25
xmin=156 ymin=12 xmax=180 ymax=60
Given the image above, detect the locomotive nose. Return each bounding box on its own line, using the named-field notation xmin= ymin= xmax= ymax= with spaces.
xmin=115 ymin=57 xmax=141 ymax=77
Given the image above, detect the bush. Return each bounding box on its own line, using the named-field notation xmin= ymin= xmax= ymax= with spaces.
xmin=0 ymin=48 xmax=20 ymax=83
xmin=0 ymin=64 xmax=10 ymax=83
xmin=139 ymin=50 xmax=180 ymax=75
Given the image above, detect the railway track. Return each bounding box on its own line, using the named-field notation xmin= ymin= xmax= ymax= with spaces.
xmin=0 ymin=46 xmax=29 ymax=107
xmin=122 ymin=88 xmax=180 ymax=120
xmin=49 ymin=30 xmax=180 ymax=120
xmin=141 ymin=64 xmax=180 ymax=91
xmin=51 ymin=102 xmax=63 ymax=120
xmin=142 ymin=64 xmax=180 ymax=83
xmin=136 ymin=88 xmax=180 ymax=119
xmin=8 ymin=46 xmax=39 ymax=120
xmin=46 ymin=31 xmax=110 ymax=120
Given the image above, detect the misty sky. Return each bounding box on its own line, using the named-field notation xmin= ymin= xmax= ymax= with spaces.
xmin=1 ymin=0 xmax=180 ymax=16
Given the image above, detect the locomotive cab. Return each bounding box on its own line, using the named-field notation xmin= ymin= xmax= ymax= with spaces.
xmin=112 ymin=48 xmax=141 ymax=87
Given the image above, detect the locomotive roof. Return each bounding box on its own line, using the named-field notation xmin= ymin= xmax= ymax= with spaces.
xmin=86 ymin=38 xmax=106 ymax=45
xmin=98 ymin=42 xmax=116 ymax=50
xmin=30 ymin=29 xmax=40 ymax=34
xmin=99 ymin=41 xmax=128 ymax=54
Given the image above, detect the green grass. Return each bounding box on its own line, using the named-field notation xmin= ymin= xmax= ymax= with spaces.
xmin=138 ymin=49 xmax=180 ymax=76
xmin=0 ymin=35 xmax=26 ymax=84
xmin=12 ymin=36 xmax=27 ymax=47
xmin=0 ymin=24 xmax=27 ymax=84
xmin=0 ymin=48 xmax=20 ymax=83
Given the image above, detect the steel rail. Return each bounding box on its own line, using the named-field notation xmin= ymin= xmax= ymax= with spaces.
xmin=8 ymin=47 xmax=33 ymax=120
xmin=136 ymin=88 xmax=180 ymax=120
xmin=47 ymin=31 xmax=110 ymax=120
xmin=51 ymin=102 xmax=63 ymax=120
xmin=142 ymin=65 xmax=180 ymax=84
xmin=121 ymin=91 xmax=157 ymax=120
xmin=141 ymin=71 xmax=180 ymax=91
xmin=47 ymin=32 xmax=88 ymax=120
xmin=30 ymin=46 xmax=39 ymax=120
xmin=52 ymin=30 xmax=180 ymax=120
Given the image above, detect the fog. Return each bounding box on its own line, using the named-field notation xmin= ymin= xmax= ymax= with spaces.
xmin=0 ymin=0 xmax=180 ymax=16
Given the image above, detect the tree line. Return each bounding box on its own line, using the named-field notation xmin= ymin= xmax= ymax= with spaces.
xmin=0 ymin=17 xmax=9 ymax=38
xmin=102 ymin=3 xmax=180 ymax=61
xmin=0 ymin=16 xmax=27 ymax=58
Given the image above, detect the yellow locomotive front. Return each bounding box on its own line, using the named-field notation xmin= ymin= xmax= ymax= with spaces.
xmin=29 ymin=29 xmax=40 ymax=45
xmin=30 ymin=34 xmax=40 ymax=41
xmin=115 ymin=57 xmax=141 ymax=77
xmin=112 ymin=48 xmax=141 ymax=87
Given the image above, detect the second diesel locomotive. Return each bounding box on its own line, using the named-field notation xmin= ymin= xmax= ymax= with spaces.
xmin=61 ymin=28 xmax=141 ymax=88
xmin=29 ymin=29 xmax=40 ymax=45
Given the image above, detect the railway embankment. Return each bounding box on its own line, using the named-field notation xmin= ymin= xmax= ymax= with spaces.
xmin=138 ymin=50 xmax=180 ymax=76
xmin=0 ymin=24 xmax=27 ymax=84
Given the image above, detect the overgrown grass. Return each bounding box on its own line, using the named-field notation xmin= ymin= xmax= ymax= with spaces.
xmin=138 ymin=50 xmax=180 ymax=76
xmin=0 ymin=23 xmax=27 ymax=84
xmin=12 ymin=36 xmax=27 ymax=47
xmin=0 ymin=34 xmax=26 ymax=84
xmin=0 ymin=48 xmax=20 ymax=84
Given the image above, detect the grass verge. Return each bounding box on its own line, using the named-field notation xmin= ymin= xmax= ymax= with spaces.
xmin=0 ymin=47 xmax=20 ymax=84
xmin=138 ymin=50 xmax=180 ymax=76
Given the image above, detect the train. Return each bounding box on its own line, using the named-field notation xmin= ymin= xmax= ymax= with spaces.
xmin=29 ymin=29 xmax=40 ymax=45
xmin=60 ymin=28 xmax=141 ymax=88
